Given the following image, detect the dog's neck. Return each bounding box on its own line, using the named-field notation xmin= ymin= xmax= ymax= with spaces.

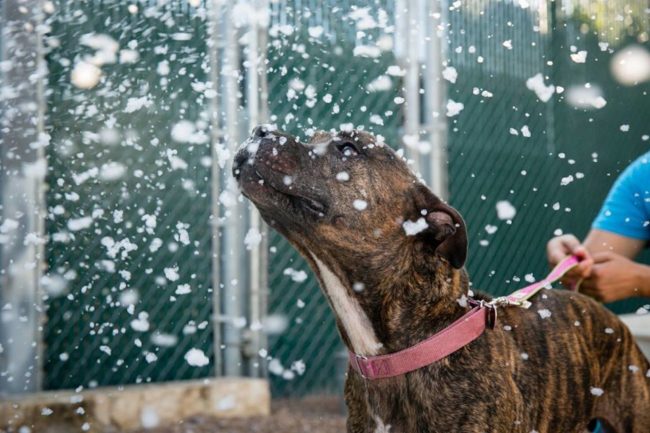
xmin=309 ymin=248 xmax=470 ymax=356
xmin=367 ymin=254 xmax=472 ymax=354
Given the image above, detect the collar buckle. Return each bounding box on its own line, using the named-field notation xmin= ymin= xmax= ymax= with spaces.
xmin=353 ymin=354 xmax=369 ymax=379
xmin=469 ymin=299 xmax=498 ymax=329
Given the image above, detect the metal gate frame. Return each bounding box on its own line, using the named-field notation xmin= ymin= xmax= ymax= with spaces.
xmin=0 ymin=0 xmax=47 ymax=395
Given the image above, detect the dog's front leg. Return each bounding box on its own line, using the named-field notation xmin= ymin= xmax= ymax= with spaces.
xmin=344 ymin=369 xmax=373 ymax=433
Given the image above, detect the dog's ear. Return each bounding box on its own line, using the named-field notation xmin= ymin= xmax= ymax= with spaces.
xmin=410 ymin=184 xmax=468 ymax=269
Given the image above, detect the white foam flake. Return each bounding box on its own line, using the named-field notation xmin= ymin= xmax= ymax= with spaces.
xmin=446 ymin=99 xmax=464 ymax=117
xmin=308 ymin=26 xmax=324 ymax=38
xmin=174 ymin=222 xmax=190 ymax=245
xmin=526 ymin=73 xmax=555 ymax=102
xmin=590 ymin=387 xmax=604 ymax=396
xmin=263 ymin=314 xmax=289 ymax=334
xmin=175 ymin=284 xmax=191 ymax=295
xmin=336 ymin=171 xmax=350 ymax=182
xmin=353 ymin=199 xmax=368 ymax=211
xmin=0 ymin=219 xmax=19 ymax=234
xmin=184 ymin=348 xmax=209 ymax=367
xmin=610 ymin=45 xmax=650 ymax=86
xmin=496 ymin=200 xmax=516 ymax=220
xmin=119 ymin=290 xmax=139 ymax=306
xmin=68 ymin=216 xmax=93 ymax=231
xmin=370 ymin=114 xmax=384 ymax=125
xmin=386 ymin=65 xmax=406 ymax=77
xmin=71 ymin=61 xmax=102 ymax=89
xmin=119 ymin=49 xmax=139 ymax=64
xmin=283 ymin=267 xmax=308 ymax=283
xmin=171 ymin=120 xmax=208 ymax=144
xmin=41 ymin=274 xmax=67 ymax=297
xmin=560 ymin=175 xmax=574 ymax=186
xmin=442 ymin=66 xmax=458 ymax=83
xmin=570 ymin=50 xmax=587 ymax=63
xmin=268 ymin=358 xmax=284 ymax=376
xmin=244 ymin=228 xmax=262 ymax=250
xmin=164 ymin=266 xmax=180 ymax=282
xmin=402 ymin=217 xmax=428 ymax=236
xmin=99 ymin=162 xmax=126 ymax=181
xmin=130 ymin=312 xmax=150 ymax=332
xmin=565 ymin=85 xmax=607 ymax=110
xmin=537 ymin=309 xmax=552 ymax=319
xmin=151 ymin=333 xmax=178 ymax=347
xmin=124 ymin=96 xmax=152 ymax=113
xmin=23 ymin=159 xmax=47 ymax=179
xmin=353 ymin=45 xmax=381 ymax=58
xmin=291 ymin=360 xmax=306 ymax=375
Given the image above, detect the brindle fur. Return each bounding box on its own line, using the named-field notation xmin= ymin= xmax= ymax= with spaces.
xmin=233 ymin=127 xmax=650 ymax=433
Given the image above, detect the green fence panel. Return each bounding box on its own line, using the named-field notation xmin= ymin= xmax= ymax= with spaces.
xmin=447 ymin=1 xmax=566 ymax=302
xmin=43 ymin=0 xmax=214 ymax=389
xmin=550 ymin=1 xmax=650 ymax=313
xmin=448 ymin=0 xmax=649 ymax=316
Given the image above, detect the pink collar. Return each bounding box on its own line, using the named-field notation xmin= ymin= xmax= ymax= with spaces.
xmin=349 ymin=255 xmax=581 ymax=380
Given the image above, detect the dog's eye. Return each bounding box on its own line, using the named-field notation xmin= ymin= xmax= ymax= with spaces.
xmin=335 ymin=141 xmax=360 ymax=157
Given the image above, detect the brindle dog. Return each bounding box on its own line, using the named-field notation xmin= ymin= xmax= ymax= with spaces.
xmin=233 ymin=126 xmax=650 ymax=433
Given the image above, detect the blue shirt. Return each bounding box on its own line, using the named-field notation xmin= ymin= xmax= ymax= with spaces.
xmin=592 ymin=151 xmax=650 ymax=240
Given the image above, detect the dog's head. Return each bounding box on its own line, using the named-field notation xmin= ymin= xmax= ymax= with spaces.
xmin=233 ymin=126 xmax=467 ymax=283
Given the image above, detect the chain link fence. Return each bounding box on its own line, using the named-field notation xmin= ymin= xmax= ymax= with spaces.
xmin=42 ymin=0 xmax=216 ymax=390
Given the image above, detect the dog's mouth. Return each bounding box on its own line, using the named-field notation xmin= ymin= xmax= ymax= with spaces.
xmin=234 ymin=149 xmax=329 ymax=219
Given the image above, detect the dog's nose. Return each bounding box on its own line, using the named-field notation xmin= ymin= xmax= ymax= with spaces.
xmin=251 ymin=125 xmax=268 ymax=139
xmin=233 ymin=150 xmax=248 ymax=179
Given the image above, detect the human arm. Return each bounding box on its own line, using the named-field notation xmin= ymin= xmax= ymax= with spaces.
xmin=547 ymin=153 xmax=650 ymax=301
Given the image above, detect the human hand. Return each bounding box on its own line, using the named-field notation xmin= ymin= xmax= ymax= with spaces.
xmin=546 ymin=234 xmax=593 ymax=289
xmin=579 ymin=251 xmax=650 ymax=303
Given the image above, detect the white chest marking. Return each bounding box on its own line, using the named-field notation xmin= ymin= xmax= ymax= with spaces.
xmin=311 ymin=255 xmax=382 ymax=356
xmin=372 ymin=414 xmax=392 ymax=433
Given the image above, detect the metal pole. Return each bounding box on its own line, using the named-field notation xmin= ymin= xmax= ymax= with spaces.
xmin=545 ymin=0 xmax=558 ymax=155
xmin=207 ymin=0 xmax=224 ymax=377
xmin=222 ymin=2 xmax=244 ymax=377
xmin=243 ymin=0 xmax=269 ymax=378
xmin=404 ymin=0 xmax=422 ymax=176
xmin=256 ymin=0 xmax=270 ymax=378
xmin=424 ymin=0 xmax=449 ymax=199
xmin=0 ymin=0 xmax=47 ymax=395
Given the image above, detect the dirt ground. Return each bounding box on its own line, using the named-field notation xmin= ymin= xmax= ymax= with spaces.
xmin=132 ymin=396 xmax=346 ymax=433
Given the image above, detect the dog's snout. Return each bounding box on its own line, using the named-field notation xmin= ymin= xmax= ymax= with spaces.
xmin=233 ymin=150 xmax=248 ymax=179
xmin=252 ymin=125 xmax=268 ymax=139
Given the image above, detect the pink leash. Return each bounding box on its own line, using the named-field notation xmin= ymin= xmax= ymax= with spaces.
xmin=349 ymin=255 xmax=582 ymax=380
